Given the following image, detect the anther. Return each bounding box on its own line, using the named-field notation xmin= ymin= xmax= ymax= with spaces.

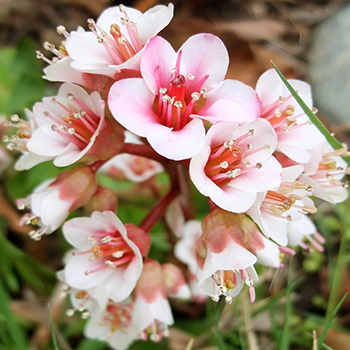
xmin=225 ymin=296 xmax=233 ymax=304
xmin=256 ymin=162 xmax=262 ymax=169
xmin=11 ymin=114 xmax=19 ymax=122
xmin=227 ymin=168 xmax=241 ymax=178
xmin=264 ymin=144 xmax=271 ymax=150
xmin=170 ymin=67 xmax=177 ymax=75
xmin=211 ymin=294 xmax=220 ymax=302
xmin=112 ymin=251 xmax=124 ymax=258
xmin=187 ymin=73 xmax=195 ymax=80
xmin=248 ymin=128 xmax=256 ymax=136
xmin=220 ymin=161 xmax=229 ymax=169
xmin=66 ymin=309 xmax=74 ymax=317
xmin=119 ymin=4 xmax=127 ymax=12
xmin=81 ymin=311 xmax=90 ymax=319
xmin=191 ymin=92 xmax=200 ymax=101
xmin=245 ymin=278 xmax=253 ymax=287
xmin=66 ymin=93 xmax=74 ymax=100
xmin=275 ymin=109 xmax=282 ymax=117
xmin=101 ymin=235 xmax=113 ymax=244
xmin=159 ymin=87 xmax=167 ymax=94
xmin=174 ymin=101 xmax=183 ymax=108
xmin=218 ymin=285 xmax=227 ymax=294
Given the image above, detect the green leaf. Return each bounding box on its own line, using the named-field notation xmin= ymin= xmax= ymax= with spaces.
xmin=48 ymin=307 xmax=60 ymax=350
xmin=0 ymin=281 xmax=27 ymax=350
xmin=271 ymin=62 xmax=350 ymax=166
xmin=316 ymin=293 xmax=348 ymax=349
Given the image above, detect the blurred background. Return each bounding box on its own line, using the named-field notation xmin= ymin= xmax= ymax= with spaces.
xmin=0 ymin=1 xmax=350 ymax=349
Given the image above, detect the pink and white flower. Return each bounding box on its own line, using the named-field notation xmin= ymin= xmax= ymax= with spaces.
xmin=100 ymin=131 xmax=163 ymax=182
xmin=132 ymin=260 xmax=174 ymax=342
xmin=190 ymin=119 xmax=282 ymax=213
xmin=26 ymin=83 xmax=123 ymax=167
xmin=247 ymin=165 xmax=316 ymax=246
xmin=108 ymin=34 xmax=261 ymax=160
xmin=174 ymin=219 xmax=202 ymax=275
xmin=196 ymin=210 xmax=274 ymax=303
xmin=287 ymin=213 xmax=325 ymax=252
xmin=17 ymin=165 xmax=98 ymax=239
xmin=65 ymin=4 xmax=174 ymax=78
xmin=84 ymin=300 xmax=138 ymax=350
xmin=63 ymin=211 xmax=150 ymax=303
xmin=299 ymin=143 xmax=349 ymax=204
xmin=2 ymin=111 xmax=53 ymax=170
xmin=38 ymin=26 xmax=86 ymax=85
xmin=256 ymin=69 xmax=325 ymax=164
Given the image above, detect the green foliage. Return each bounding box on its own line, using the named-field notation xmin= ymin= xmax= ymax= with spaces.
xmin=0 ymin=38 xmax=51 ymax=116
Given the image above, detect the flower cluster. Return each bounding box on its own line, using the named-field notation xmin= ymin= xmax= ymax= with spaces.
xmin=3 ymin=3 xmax=349 ymax=349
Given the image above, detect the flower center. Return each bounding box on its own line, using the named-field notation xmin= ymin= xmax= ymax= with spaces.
xmin=88 ymin=5 xmax=143 ymax=65
xmin=211 ymin=268 xmax=256 ymax=304
xmin=82 ymin=231 xmax=135 ymax=275
xmin=3 ymin=114 xmax=32 ymax=152
xmin=44 ymin=92 xmax=101 ymax=150
xmin=104 ymin=302 xmax=132 ymax=333
xmin=153 ymin=50 xmax=208 ymax=131
xmin=260 ymin=95 xmax=316 ymax=134
xmin=204 ymin=128 xmax=269 ymax=187
xmin=309 ymin=148 xmax=350 ymax=190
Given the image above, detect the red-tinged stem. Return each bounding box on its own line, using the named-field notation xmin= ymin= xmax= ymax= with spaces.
xmin=120 ymin=143 xmax=167 ymax=165
xmin=140 ymin=189 xmax=179 ymax=233
xmin=90 ymin=160 xmax=107 ymax=173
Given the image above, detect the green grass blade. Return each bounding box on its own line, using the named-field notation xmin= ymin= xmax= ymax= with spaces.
xmin=271 ymin=62 xmax=350 ymax=166
xmin=317 ymin=293 xmax=348 ymax=348
xmin=48 ymin=306 xmax=60 ymax=350
xmin=0 ymin=282 xmax=27 ymax=350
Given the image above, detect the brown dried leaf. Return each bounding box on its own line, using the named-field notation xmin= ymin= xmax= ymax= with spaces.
xmin=215 ymin=19 xmax=288 ymax=42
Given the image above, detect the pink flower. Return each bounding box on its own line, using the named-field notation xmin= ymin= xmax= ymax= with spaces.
xmin=287 ymin=213 xmax=325 ymax=252
xmin=84 ymin=300 xmax=138 ymax=350
xmin=63 ymin=211 xmax=151 ymax=303
xmin=108 ymin=34 xmax=261 ymax=160
xmin=299 ymin=143 xmax=349 ymax=204
xmin=247 ymin=165 xmax=316 ymax=246
xmin=100 ymin=132 xmax=163 ymax=182
xmin=65 ymin=4 xmax=174 ymax=78
xmin=26 ymin=83 xmax=123 ymax=167
xmin=17 ymin=165 xmax=98 ymax=240
xmin=132 ymin=260 xmax=174 ymax=342
xmin=3 ymin=111 xmax=52 ymax=170
xmin=162 ymin=263 xmax=190 ymax=299
xmin=174 ymin=219 xmax=202 ymax=275
xmin=190 ymin=119 xmax=282 ymax=213
xmin=196 ymin=209 xmax=280 ymax=303
xmin=256 ymin=69 xmax=325 ymax=163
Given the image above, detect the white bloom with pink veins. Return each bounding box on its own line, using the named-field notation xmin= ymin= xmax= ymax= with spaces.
xmin=27 ymin=83 xmax=123 ymax=167
xmin=65 ymin=4 xmax=174 ymax=78
xmin=39 ymin=26 xmax=86 ymax=85
xmin=256 ymin=69 xmax=325 ymax=164
xmin=17 ymin=165 xmax=98 ymax=240
xmin=190 ymin=119 xmax=282 ymax=213
xmin=63 ymin=211 xmax=151 ymax=303
xmin=100 ymin=131 xmax=163 ymax=182
xmin=132 ymin=260 xmax=174 ymax=342
xmin=196 ymin=209 xmax=280 ymax=303
xmin=247 ymin=165 xmax=316 ymax=246
xmin=108 ymin=34 xmax=261 ymax=160
xmin=299 ymin=143 xmax=349 ymax=204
